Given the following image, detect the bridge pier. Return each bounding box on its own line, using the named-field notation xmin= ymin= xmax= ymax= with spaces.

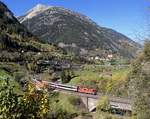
xmin=81 ymin=97 xmax=98 ymax=112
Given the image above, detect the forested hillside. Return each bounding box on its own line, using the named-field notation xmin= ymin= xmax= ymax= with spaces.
xmin=0 ymin=1 xmax=63 ymax=63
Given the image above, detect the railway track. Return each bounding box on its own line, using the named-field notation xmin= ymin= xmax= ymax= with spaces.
xmin=32 ymin=79 xmax=131 ymax=104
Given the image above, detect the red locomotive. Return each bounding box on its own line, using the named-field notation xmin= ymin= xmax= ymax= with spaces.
xmin=77 ymin=86 xmax=97 ymax=95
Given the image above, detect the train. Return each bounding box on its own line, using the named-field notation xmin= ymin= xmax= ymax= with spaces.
xmin=49 ymin=82 xmax=97 ymax=95
xmin=34 ymin=79 xmax=97 ymax=95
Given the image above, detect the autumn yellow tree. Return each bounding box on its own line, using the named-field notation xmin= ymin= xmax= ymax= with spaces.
xmin=0 ymin=79 xmax=50 ymax=119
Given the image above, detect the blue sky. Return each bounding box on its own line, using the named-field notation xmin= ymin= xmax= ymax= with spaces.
xmin=2 ymin=0 xmax=149 ymax=42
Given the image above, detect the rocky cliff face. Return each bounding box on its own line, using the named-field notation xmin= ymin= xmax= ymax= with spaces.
xmin=18 ymin=4 xmax=140 ymax=58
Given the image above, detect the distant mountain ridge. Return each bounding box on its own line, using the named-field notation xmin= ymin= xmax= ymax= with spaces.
xmin=18 ymin=4 xmax=141 ymax=58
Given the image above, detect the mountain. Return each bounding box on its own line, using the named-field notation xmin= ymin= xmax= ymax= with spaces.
xmin=18 ymin=4 xmax=140 ymax=58
xmin=0 ymin=2 xmax=62 ymax=62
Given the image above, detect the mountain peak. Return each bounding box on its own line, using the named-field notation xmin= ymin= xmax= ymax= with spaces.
xmin=20 ymin=3 xmax=51 ymax=23
xmin=35 ymin=3 xmax=48 ymax=7
xmin=27 ymin=4 xmax=50 ymax=13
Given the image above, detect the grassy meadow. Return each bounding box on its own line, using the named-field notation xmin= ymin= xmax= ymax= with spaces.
xmin=69 ymin=64 xmax=130 ymax=97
